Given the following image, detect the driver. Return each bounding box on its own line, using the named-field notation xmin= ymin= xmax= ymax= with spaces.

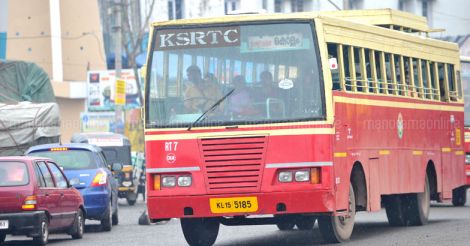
xmin=183 ymin=65 xmax=222 ymax=113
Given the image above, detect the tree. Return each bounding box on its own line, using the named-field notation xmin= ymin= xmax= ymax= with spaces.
xmin=120 ymin=0 xmax=156 ymax=104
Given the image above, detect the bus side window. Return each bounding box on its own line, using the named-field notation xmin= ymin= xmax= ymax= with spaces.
xmin=422 ymin=60 xmax=431 ymax=99
xmin=342 ymin=45 xmax=352 ymax=91
xmin=412 ymin=58 xmax=421 ymax=98
xmin=447 ymin=64 xmax=457 ymax=101
xmin=384 ymin=53 xmax=395 ymax=95
xmin=403 ymin=56 xmax=412 ymax=97
xmin=429 ymin=61 xmax=439 ymax=101
xmin=456 ymin=70 xmax=463 ymax=101
xmin=395 ymin=55 xmax=405 ymax=96
xmin=368 ymin=50 xmax=378 ymax=93
xmin=327 ymin=43 xmax=341 ymax=90
xmin=375 ymin=51 xmax=386 ymax=94
xmin=354 ymin=47 xmax=364 ymax=92
xmin=437 ymin=63 xmax=448 ymax=102
xmin=364 ymin=49 xmax=373 ymax=93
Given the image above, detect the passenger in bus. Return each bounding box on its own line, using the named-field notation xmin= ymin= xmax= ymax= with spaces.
xmin=228 ymin=75 xmax=258 ymax=117
xmin=259 ymin=71 xmax=279 ymax=99
xmin=183 ymin=65 xmax=222 ymax=113
xmin=254 ymin=71 xmax=287 ymax=119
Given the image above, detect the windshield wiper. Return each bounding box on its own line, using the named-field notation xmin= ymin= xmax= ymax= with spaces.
xmin=187 ymin=88 xmax=235 ymax=131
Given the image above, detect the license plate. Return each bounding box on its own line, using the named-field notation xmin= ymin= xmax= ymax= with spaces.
xmin=209 ymin=197 xmax=258 ymax=214
xmin=0 ymin=220 xmax=8 ymax=229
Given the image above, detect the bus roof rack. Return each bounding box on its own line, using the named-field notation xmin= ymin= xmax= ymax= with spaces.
xmin=321 ymin=8 xmax=443 ymax=34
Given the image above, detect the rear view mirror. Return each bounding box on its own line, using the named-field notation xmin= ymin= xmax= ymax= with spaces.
xmin=111 ymin=163 xmax=123 ymax=172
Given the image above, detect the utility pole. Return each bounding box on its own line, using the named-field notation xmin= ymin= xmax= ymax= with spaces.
xmin=113 ymin=0 xmax=124 ymax=134
xmin=114 ymin=0 xmax=122 ymax=78
xmin=343 ymin=0 xmax=349 ymax=10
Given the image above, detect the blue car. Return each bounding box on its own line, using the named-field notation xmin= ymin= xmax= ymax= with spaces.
xmin=26 ymin=143 xmax=121 ymax=231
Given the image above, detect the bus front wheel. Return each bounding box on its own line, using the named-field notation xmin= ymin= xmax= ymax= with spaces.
xmin=181 ymin=218 xmax=219 ymax=246
xmin=318 ymin=184 xmax=356 ymax=243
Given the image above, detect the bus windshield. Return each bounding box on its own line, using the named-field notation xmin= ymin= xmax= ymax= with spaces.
xmin=146 ymin=22 xmax=324 ymax=128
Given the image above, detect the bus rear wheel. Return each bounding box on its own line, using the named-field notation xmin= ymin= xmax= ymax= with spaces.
xmin=385 ymin=175 xmax=430 ymax=226
xmin=452 ymin=186 xmax=467 ymax=207
xmin=404 ymin=174 xmax=430 ymax=226
xmin=318 ymin=184 xmax=356 ymax=243
xmin=384 ymin=195 xmax=406 ymax=226
xmin=181 ymin=218 xmax=219 ymax=246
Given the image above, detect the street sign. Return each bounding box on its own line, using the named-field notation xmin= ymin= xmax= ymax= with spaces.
xmin=115 ymin=79 xmax=126 ymax=105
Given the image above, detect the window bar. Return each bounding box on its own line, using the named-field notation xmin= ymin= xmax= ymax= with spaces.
xmin=337 ymin=44 xmax=345 ymax=90
xmin=399 ymin=56 xmax=406 ymax=96
xmin=390 ymin=54 xmax=397 ymax=95
xmin=348 ymin=46 xmax=357 ymax=92
xmin=359 ymin=48 xmax=368 ymax=93
xmin=369 ymin=50 xmax=378 ymax=93
xmin=433 ymin=62 xmax=440 ymax=100
xmin=443 ymin=64 xmax=450 ymax=102
xmin=379 ymin=52 xmax=387 ymax=94
xmin=408 ymin=57 xmax=414 ymax=97
xmin=417 ymin=59 xmax=424 ymax=99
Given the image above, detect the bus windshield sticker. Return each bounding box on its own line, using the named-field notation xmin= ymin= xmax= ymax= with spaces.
xmin=241 ymin=33 xmax=309 ymax=53
xmin=329 ymin=57 xmax=338 ymax=70
xmin=156 ymin=26 xmax=240 ymax=50
xmin=278 ymin=79 xmax=294 ymax=90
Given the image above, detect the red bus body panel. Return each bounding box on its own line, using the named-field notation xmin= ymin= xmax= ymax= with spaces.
xmin=146 ymin=91 xmax=465 ymax=219
xmin=465 ymin=127 xmax=470 ymax=185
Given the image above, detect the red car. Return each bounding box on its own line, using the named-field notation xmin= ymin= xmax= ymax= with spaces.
xmin=0 ymin=156 xmax=85 ymax=245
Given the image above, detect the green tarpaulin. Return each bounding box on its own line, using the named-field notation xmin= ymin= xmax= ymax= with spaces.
xmin=0 ymin=60 xmax=55 ymax=103
xmin=0 ymin=60 xmax=59 ymax=156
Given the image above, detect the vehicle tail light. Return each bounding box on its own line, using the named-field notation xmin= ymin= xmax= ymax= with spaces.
xmin=310 ymin=167 xmax=321 ymax=184
xmin=91 ymin=171 xmax=107 ymax=187
xmin=153 ymin=174 xmax=161 ymax=190
xmin=22 ymin=196 xmax=37 ymax=210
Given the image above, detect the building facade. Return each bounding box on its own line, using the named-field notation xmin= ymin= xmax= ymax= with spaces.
xmin=0 ymin=0 xmax=107 ymax=142
xmin=142 ymin=0 xmax=469 ymax=37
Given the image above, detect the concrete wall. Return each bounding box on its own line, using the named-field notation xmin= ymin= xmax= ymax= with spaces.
xmin=57 ymin=98 xmax=85 ymax=143
xmin=6 ymin=0 xmax=53 ymax=75
xmin=4 ymin=0 xmax=107 ymax=142
xmin=60 ymin=0 xmax=107 ymax=81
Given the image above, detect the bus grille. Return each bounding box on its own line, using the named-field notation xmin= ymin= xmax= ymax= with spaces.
xmin=199 ymin=136 xmax=267 ymax=194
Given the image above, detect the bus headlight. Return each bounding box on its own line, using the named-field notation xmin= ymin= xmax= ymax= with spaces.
xmin=177 ymin=176 xmax=192 ymax=187
xmin=295 ymin=170 xmax=310 ymax=182
xmin=161 ymin=176 xmax=176 ymax=187
xmin=278 ymin=171 xmax=293 ymax=182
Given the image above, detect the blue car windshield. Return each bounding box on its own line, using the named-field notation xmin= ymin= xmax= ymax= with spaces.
xmin=29 ymin=150 xmax=99 ymax=170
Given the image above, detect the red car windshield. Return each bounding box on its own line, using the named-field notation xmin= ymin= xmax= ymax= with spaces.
xmin=0 ymin=161 xmax=29 ymax=187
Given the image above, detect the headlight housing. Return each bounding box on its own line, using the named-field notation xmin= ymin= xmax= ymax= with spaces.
xmin=278 ymin=171 xmax=293 ymax=182
xmin=177 ymin=176 xmax=192 ymax=187
xmin=294 ymin=170 xmax=310 ymax=182
xmin=161 ymin=176 xmax=176 ymax=187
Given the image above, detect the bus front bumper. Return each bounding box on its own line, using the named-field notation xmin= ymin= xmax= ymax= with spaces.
xmin=147 ymin=190 xmax=335 ymax=219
